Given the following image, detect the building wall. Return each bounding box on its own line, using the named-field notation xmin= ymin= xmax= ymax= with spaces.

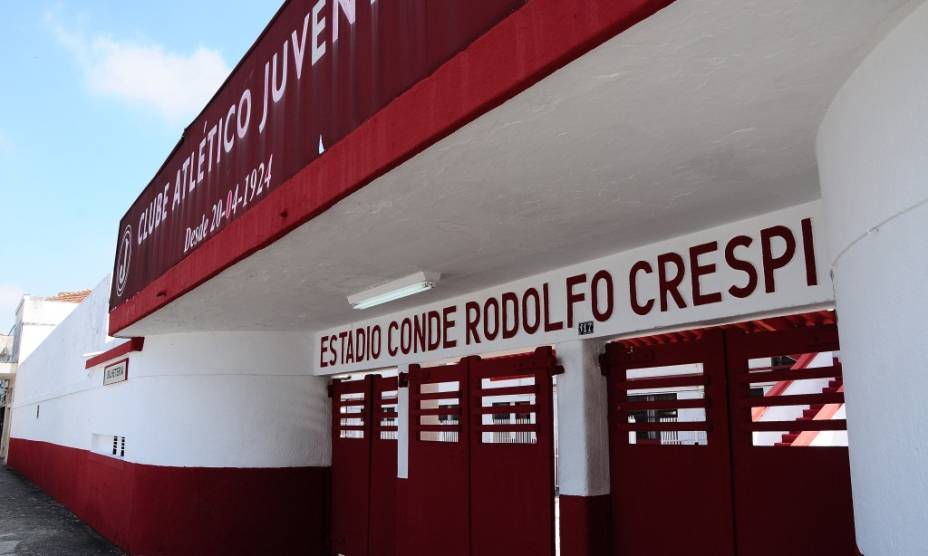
xmin=817 ymin=2 xmax=928 ymax=553
xmin=8 ymin=278 xmax=332 ymax=555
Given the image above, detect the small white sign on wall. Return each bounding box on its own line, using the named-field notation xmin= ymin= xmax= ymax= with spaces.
xmin=103 ymin=359 xmax=129 ymax=386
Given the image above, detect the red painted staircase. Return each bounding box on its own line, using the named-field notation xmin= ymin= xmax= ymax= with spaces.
xmin=775 ymin=377 xmax=844 ymax=447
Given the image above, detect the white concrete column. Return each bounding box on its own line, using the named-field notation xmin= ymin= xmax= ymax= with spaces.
xmin=396 ymin=364 xmax=410 ymax=479
xmin=555 ymin=339 xmax=611 ymax=556
xmin=817 ymin=4 xmax=928 ymax=554
xmin=556 ymin=339 xmax=611 ymax=497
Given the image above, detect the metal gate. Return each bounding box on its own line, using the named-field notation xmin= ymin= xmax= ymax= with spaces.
xmin=407 ymin=348 xmax=558 ymax=556
xmin=369 ymin=376 xmax=399 ymax=556
xmin=726 ymin=324 xmax=855 ymax=555
xmin=407 ymin=358 xmax=470 ymax=556
xmin=469 ymin=349 xmax=557 ymax=556
xmin=331 ymin=375 xmax=399 ymax=556
xmin=604 ymin=329 xmax=735 ymax=556
xmin=603 ymin=320 xmax=856 ymax=555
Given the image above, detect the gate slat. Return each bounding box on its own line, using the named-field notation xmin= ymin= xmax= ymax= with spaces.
xmin=412 ymin=407 xmax=461 ymax=416
xmin=738 ymin=365 xmax=842 ymax=383
xmin=618 ymin=421 xmax=711 ymax=433
xmin=748 ymin=419 xmax=847 ymax=433
xmin=473 ymin=405 xmax=537 ymax=415
xmin=742 ymin=392 xmax=844 ymax=408
xmin=618 ymin=398 xmax=706 ymax=411
xmin=619 ymin=374 xmax=706 ymax=390
xmin=477 ymin=385 xmax=536 ymax=397
xmin=415 ymin=391 xmax=463 ymax=401
xmin=414 ymin=424 xmax=462 ymax=433
xmin=476 ymin=423 xmax=538 ymax=433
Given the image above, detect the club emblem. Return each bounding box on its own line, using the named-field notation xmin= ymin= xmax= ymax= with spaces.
xmin=115 ymin=225 xmax=133 ymax=297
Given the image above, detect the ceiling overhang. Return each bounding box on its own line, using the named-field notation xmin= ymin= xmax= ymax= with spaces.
xmin=113 ymin=0 xmax=918 ymax=337
xmin=109 ymin=0 xmax=674 ymax=335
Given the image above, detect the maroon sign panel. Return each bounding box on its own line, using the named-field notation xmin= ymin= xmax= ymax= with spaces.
xmin=111 ymin=0 xmax=525 ymax=309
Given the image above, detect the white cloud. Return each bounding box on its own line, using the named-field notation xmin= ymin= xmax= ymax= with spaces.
xmin=46 ymin=11 xmax=230 ymax=124
xmin=0 ymin=284 xmax=24 ymax=334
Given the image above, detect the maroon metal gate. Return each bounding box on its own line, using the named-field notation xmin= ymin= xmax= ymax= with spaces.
xmin=331 ymin=377 xmax=373 ymax=556
xmin=726 ymin=324 xmax=856 ymax=555
xmin=331 ymin=375 xmax=399 ymax=556
xmin=407 ymin=348 xmax=558 ymax=556
xmin=369 ymin=377 xmax=399 ymax=556
xmin=407 ymin=359 xmax=470 ymax=556
xmin=604 ymin=329 xmax=735 ymax=556
xmin=469 ymin=349 xmax=557 ymax=556
xmin=604 ymin=320 xmax=857 ymax=556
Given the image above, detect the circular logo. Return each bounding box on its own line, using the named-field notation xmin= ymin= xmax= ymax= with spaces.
xmin=115 ymin=225 xmax=132 ymax=297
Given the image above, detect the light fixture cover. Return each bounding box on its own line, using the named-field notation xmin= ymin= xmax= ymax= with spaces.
xmin=348 ymin=271 xmax=441 ymax=310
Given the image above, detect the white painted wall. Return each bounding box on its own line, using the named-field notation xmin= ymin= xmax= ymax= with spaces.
xmin=817 ymin=2 xmax=928 ymax=553
xmin=11 ymin=277 xmax=331 ymax=469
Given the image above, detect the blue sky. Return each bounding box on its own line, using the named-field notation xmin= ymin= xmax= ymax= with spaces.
xmin=0 ymin=1 xmax=283 ymax=330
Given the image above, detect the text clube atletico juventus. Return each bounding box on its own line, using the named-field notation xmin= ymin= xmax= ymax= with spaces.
xmin=114 ymin=0 xmax=525 ymax=307
xmin=135 ymin=0 xmax=368 ymax=252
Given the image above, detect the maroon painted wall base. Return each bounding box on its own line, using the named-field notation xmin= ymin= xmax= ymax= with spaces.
xmin=559 ymin=494 xmax=611 ymax=556
xmin=7 ymin=438 xmax=330 ymax=556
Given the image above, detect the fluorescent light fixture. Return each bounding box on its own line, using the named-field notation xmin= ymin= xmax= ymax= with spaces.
xmin=348 ymin=271 xmax=441 ymax=310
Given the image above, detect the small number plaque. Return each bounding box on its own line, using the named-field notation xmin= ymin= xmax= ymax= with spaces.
xmin=578 ymin=321 xmax=595 ymax=335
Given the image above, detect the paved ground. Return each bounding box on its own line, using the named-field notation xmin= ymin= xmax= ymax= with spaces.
xmin=0 ymin=466 xmax=124 ymax=556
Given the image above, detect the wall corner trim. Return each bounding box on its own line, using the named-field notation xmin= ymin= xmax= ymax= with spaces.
xmin=84 ymin=338 xmax=145 ymax=369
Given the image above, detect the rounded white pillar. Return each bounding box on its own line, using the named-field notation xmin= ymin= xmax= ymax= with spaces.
xmin=817 ymin=3 xmax=928 ymax=554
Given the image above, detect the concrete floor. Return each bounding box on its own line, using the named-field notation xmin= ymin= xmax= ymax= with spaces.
xmin=0 ymin=466 xmax=124 ymax=556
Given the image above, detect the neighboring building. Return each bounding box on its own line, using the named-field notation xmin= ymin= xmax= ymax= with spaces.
xmin=7 ymin=1 xmax=928 ymax=556
xmin=0 ymin=334 xmax=14 ymax=462
xmin=0 ymin=334 xmax=13 ymax=377
xmin=0 ymin=335 xmax=13 ymax=370
xmin=11 ymin=291 xmax=90 ymax=364
xmin=1 ymin=291 xmax=88 ymax=463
